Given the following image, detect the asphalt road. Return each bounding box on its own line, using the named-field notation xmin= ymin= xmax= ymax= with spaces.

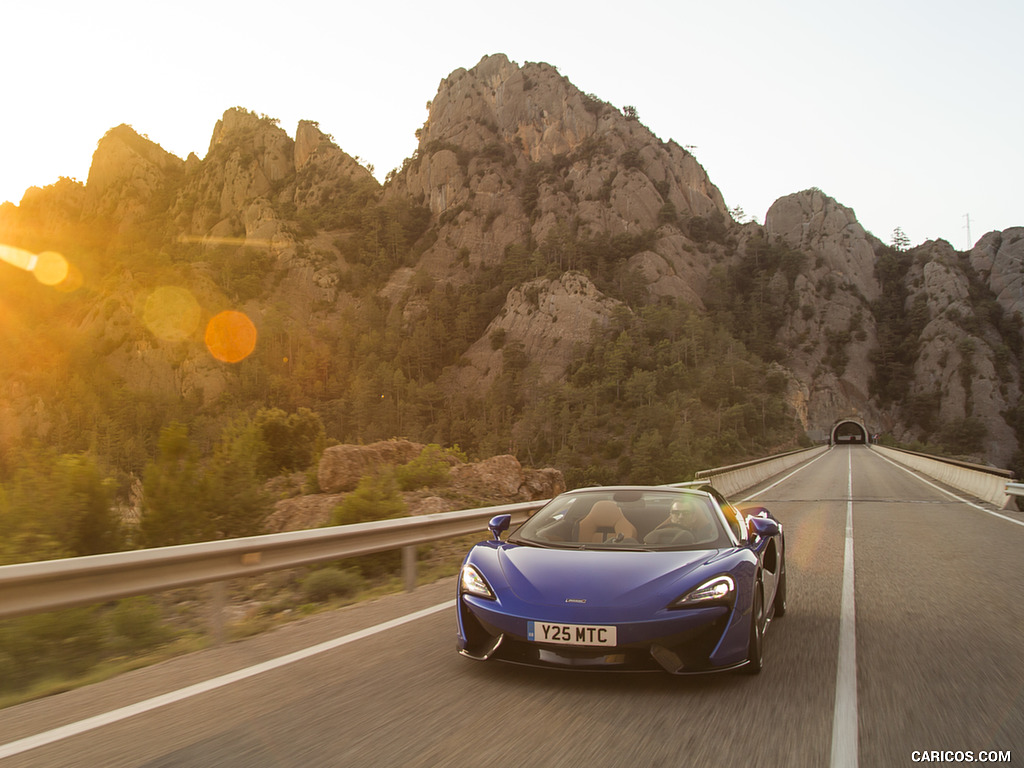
xmin=0 ymin=445 xmax=1021 ymax=767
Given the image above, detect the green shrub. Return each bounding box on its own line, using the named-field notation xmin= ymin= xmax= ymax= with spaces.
xmin=329 ymin=471 xmax=408 ymax=578
xmin=330 ymin=471 xmax=406 ymax=526
xmin=301 ymin=567 xmax=363 ymax=602
xmin=394 ymin=445 xmax=452 ymax=491
xmin=657 ymin=201 xmax=678 ymax=226
xmin=620 ymin=148 xmax=643 ymax=170
xmin=0 ymin=651 xmax=16 ymax=690
xmin=0 ymin=607 xmax=105 ymax=691
xmin=110 ymin=596 xmax=166 ymax=649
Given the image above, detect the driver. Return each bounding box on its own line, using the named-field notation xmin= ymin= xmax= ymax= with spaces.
xmin=662 ymin=499 xmax=715 ymax=540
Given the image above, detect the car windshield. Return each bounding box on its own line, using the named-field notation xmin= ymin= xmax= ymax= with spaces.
xmin=509 ymin=489 xmax=732 ymax=550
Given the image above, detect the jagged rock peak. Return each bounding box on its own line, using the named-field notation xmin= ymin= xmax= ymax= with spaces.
xmin=209 ymin=108 xmax=284 ymax=150
xmin=86 ymin=124 xmax=182 ymax=196
xmin=295 ymin=120 xmax=329 ymax=169
xmin=422 ymin=53 xmax=592 ymax=160
xmin=394 ymin=52 xmax=727 ymax=261
xmin=970 ymin=227 xmax=1024 ymax=328
xmin=84 ymin=124 xmax=184 ymax=221
xmin=766 ymin=188 xmax=880 ymax=302
xmin=206 ymin=108 xmax=295 ymax=184
xmin=293 ymin=119 xmax=377 ymax=183
xmin=0 ymin=176 xmax=85 ymax=237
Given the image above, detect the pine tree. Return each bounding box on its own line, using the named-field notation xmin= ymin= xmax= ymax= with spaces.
xmin=891 ymin=226 xmax=911 ymax=252
xmin=139 ymin=424 xmax=210 ymax=547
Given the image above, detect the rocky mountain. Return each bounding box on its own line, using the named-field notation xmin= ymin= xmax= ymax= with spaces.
xmin=0 ymin=53 xmax=1021 ymax=484
xmin=762 ymin=192 xmax=1022 ymax=466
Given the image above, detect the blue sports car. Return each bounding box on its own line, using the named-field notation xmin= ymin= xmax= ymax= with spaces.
xmin=457 ymin=485 xmax=786 ymax=674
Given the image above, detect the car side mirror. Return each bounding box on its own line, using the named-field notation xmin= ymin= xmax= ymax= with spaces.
xmin=747 ymin=516 xmax=779 ymax=542
xmin=488 ymin=514 xmax=512 ymax=541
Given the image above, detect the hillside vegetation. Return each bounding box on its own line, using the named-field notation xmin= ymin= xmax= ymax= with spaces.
xmin=1 ymin=54 xmax=1022 ymax=570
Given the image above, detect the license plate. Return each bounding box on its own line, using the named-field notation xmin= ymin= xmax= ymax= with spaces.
xmin=528 ymin=621 xmax=617 ymax=647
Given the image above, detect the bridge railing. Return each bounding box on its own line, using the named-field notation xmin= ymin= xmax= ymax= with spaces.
xmin=694 ymin=445 xmax=829 ymax=497
xmin=870 ymin=444 xmax=1016 ymax=508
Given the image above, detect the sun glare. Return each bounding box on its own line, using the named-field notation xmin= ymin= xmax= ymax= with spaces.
xmin=0 ymin=244 xmax=77 ymax=291
xmin=4 ymin=243 xmax=260 ymax=363
xmin=0 ymin=244 xmax=39 ymax=272
xmin=204 ymin=310 xmax=258 ymax=363
xmin=177 ymin=235 xmax=274 ymax=248
xmin=55 ymin=262 xmax=84 ymax=293
xmin=143 ymin=286 xmax=202 ymax=342
xmin=32 ymin=251 xmax=69 ymax=286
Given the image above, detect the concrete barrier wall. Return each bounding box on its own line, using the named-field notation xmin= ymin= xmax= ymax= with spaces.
xmin=696 ymin=446 xmax=829 ymax=499
xmin=871 ymin=445 xmax=1013 ymax=509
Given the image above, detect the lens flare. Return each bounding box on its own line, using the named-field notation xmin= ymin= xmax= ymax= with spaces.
xmin=204 ymin=310 xmax=257 ymax=363
xmin=144 ymin=286 xmax=202 ymax=342
xmin=176 ymin=235 xmax=274 ymax=247
xmin=0 ymin=244 xmax=37 ymax=271
xmin=1 ymin=245 xmax=79 ymax=292
xmin=32 ymin=251 xmax=69 ymax=286
xmin=55 ymin=262 xmax=84 ymax=293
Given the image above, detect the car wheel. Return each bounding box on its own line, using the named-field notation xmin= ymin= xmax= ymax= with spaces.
xmin=773 ymin=561 xmax=787 ymax=618
xmin=742 ymin=580 xmax=765 ymax=675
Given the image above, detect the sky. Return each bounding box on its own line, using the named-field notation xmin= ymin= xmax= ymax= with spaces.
xmin=1 ymin=0 xmax=1020 ymax=251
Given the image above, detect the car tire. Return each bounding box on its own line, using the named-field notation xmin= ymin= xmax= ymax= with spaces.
xmin=742 ymin=580 xmax=765 ymax=675
xmin=773 ymin=561 xmax=787 ymax=618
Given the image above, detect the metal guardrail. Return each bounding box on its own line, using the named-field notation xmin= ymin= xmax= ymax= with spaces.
xmin=0 ymin=500 xmax=544 ymax=625
xmin=0 ymin=444 xmax=871 ymax=632
xmin=1006 ymin=483 xmax=1024 ymax=497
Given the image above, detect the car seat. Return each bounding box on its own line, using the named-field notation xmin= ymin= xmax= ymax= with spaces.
xmin=577 ymin=500 xmax=638 ymax=543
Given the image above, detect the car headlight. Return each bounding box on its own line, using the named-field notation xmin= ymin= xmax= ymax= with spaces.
xmin=670 ymin=575 xmax=735 ymax=608
xmin=460 ymin=565 xmax=496 ymax=599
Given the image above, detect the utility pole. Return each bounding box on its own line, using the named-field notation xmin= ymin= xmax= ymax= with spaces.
xmin=964 ymin=213 xmax=972 ymax=250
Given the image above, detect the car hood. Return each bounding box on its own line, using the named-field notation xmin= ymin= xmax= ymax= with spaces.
xmin=495 ymin=545 xmax=723 ymax=609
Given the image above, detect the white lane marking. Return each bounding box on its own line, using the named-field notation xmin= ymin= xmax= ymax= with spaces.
xmin=831 ymin=449 xmax=859 ymax=768
xmin=0 ymin=600 xmax=455 ymax=760
xmin=731 ymin=444 xmax=860 ymax=766
xmin=736 ymin=446 xmax=833 ymax=502
xmin=872 ymin=450 xmax=1024 ymax=527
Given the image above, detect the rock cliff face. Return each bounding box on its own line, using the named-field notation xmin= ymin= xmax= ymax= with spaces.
xmin=904 ymin=240 xmax=1020 ymax=465
xmin=1 ymin=53 xmax=1021 ymax=473
xmin=970 ymin=228 xmax=1024 ymax=323
xmin=388 ymin=53 xmax=725 ymax=288
xmin=766 ymin=189 xmax=881 ymax=303
xmin=759 ymin=190 xmax=1021 ymax=463
xmin=270 ymin=440 xmax=565 ymax=532
xmin=764 ymin=190 xmax=883 ymax=438
xmin=388 ymin=53 xmax=729 ymax=400
xmin=448 ymin=271 xmax=623 ymax=391
xmin=85 ymin=125 xmax=185 ymax=228
xmin=4 ymin=177 xmax=86 ymax=247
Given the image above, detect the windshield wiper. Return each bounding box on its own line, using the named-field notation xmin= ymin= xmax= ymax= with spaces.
xmin=508 ymin=539 xmax=559 ymax=549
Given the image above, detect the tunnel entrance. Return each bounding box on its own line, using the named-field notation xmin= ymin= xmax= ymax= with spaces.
xmin=831 ymin=419 xmax=869 ymax=444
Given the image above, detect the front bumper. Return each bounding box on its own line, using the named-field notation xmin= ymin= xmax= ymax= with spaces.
xmin=457 ymin=594 xmax=747 ymax=674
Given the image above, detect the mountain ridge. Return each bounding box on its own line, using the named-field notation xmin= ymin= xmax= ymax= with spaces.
xmin=1 ymin=53 xmax=1021 ymax=485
